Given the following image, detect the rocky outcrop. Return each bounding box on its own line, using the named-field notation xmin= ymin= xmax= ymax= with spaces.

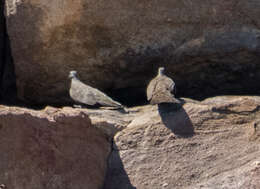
xmin=0 ymin=96 xmax=259 ymax=188
xmin=104 ymin=96 xmax=260 ymax=189
xmin=0 ymin=106 xmax=110 ymax=189
xmin=4 ymin=0 xmax=260 ymax=104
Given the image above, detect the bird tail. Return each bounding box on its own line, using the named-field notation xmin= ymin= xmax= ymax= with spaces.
xmin=99 ymin=96 xmax=124 ymax=108
xmin=106 ymin=100 xmax=124 ymax=108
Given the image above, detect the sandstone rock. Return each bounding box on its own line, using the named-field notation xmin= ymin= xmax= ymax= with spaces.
xmin=4 ymin=0 xmax=260 ymax=104
xmin=191 ymin=160 xmax=260 ymax=189
xmin=68 ymin=107 xmax=132 ymax=137
xmin=0 ymin=96 xmax=259 ymax=189
xmin=0 ymin=106 xmax=110 ymax=189
xmin=248 ymin=119 xmax=260 ymax=142
xmin=104 ymin=96 xmax=260 ymax=189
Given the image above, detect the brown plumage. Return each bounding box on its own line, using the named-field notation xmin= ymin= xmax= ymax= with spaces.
xmin=146 ymin=67 xmax=177 ymax=104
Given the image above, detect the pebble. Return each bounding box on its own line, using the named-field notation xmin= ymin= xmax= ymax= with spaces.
xmin=162 ymin=183 xmax=168 ymax=187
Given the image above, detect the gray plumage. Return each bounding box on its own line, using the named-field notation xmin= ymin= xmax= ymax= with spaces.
xmin=69 ymin=71 xmax=123 ymax=108
xmin=147 ymin=67 xmax=177 ymax=104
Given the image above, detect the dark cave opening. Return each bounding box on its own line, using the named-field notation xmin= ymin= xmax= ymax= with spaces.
xmin=107 ymin=87 xmax=148 ymax=107
xmin=107 ymin=60 xmax=260 ymax=107
xmin=0 ymin=0 xmax=17 ymax=105
xmin=104 ymin=36 xmax=260 ymax=107
xmin=1 ymin=39 xmax=260 ymax=109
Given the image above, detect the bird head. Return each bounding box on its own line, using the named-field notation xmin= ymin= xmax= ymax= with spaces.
xmin=158 ymin=67 xmax=165 ymax=76
xmin=68 ymin=70 xmax=78 ymax=79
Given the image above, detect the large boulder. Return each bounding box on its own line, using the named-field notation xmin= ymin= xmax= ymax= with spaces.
xmin=0 ymin=106 xmax=111 ymax=189
xmin=4 ymin=0 xmax=260 ymax=104
xmin=104 ymin=96 xmax=260 ymax=189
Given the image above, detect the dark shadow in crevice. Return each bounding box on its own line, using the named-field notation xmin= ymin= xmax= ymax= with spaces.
xmin=0 ymin=0 xmax=17 ymax=105
xmin=158 ymin=100 xmax=194 ymax=137
xmin=106 ymin=87 xmax=148 ymax=107
xmin=103 ymin=142 xmax=136 ymax=189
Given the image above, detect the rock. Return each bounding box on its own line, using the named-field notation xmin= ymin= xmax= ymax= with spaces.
xmin=69 ymin=107 xmax=132 ymax=137
xmin=0 ymin=96 xmax=259 ymax=189
xmin=0 ymin=106 xmax=111 ymax=189
xmin=173 ymin=29 xmax=260 ymax=99
xmin=248 ymin=119 xmax=260 ymax=142
xmin=4 ymin=0 xmax=260 ymax=104
xmin=104 ymin=96 xmax=260 ymax=189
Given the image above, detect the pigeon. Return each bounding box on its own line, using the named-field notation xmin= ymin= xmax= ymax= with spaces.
xmin=68 ymin=71 xmax=123 ymax=108
xmin=146 ymin=67 xmax=178 ymax=105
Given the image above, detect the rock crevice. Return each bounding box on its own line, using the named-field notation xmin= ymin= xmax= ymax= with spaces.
xmin=0 ymin=0 xmax=16 ymax=104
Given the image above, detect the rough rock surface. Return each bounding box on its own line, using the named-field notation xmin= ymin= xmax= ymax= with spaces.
xmin=104 ymin=96 xmax=260 ymax=189
xmin=0 ymin=96 xmax=259 ymax=189
xmin=4 ymin=0 xmax=260 ymax=104
xmin=0 ymin=106 xmax=110 ymax=189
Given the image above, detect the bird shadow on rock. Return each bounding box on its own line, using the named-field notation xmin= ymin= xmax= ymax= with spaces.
xmin=158 ymin=99 xmax=194 ymax=137
xmin=103 ymin=143 xmax=136 ymax=189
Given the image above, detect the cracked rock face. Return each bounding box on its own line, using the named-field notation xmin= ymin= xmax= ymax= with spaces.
xmin=4 ymin=0 xmax=260 ymax=104
xmin=0 ymin=106 xmax=110 ymax=189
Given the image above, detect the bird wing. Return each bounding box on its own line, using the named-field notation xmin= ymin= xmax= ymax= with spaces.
xmin=90 ymin=87 xmax=122 ymax=107
xmin=162 ymin=76 xmax=175 ymax=95
xmin=148 ymin=75 xmax=176 ymax=104
xmin=70 ymin=78 xmax=122 ymax=107
xmin=70 ymin=79 xmax=97 ymax=105
xmin=146 ymin=78 xmax=158 ymax=101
